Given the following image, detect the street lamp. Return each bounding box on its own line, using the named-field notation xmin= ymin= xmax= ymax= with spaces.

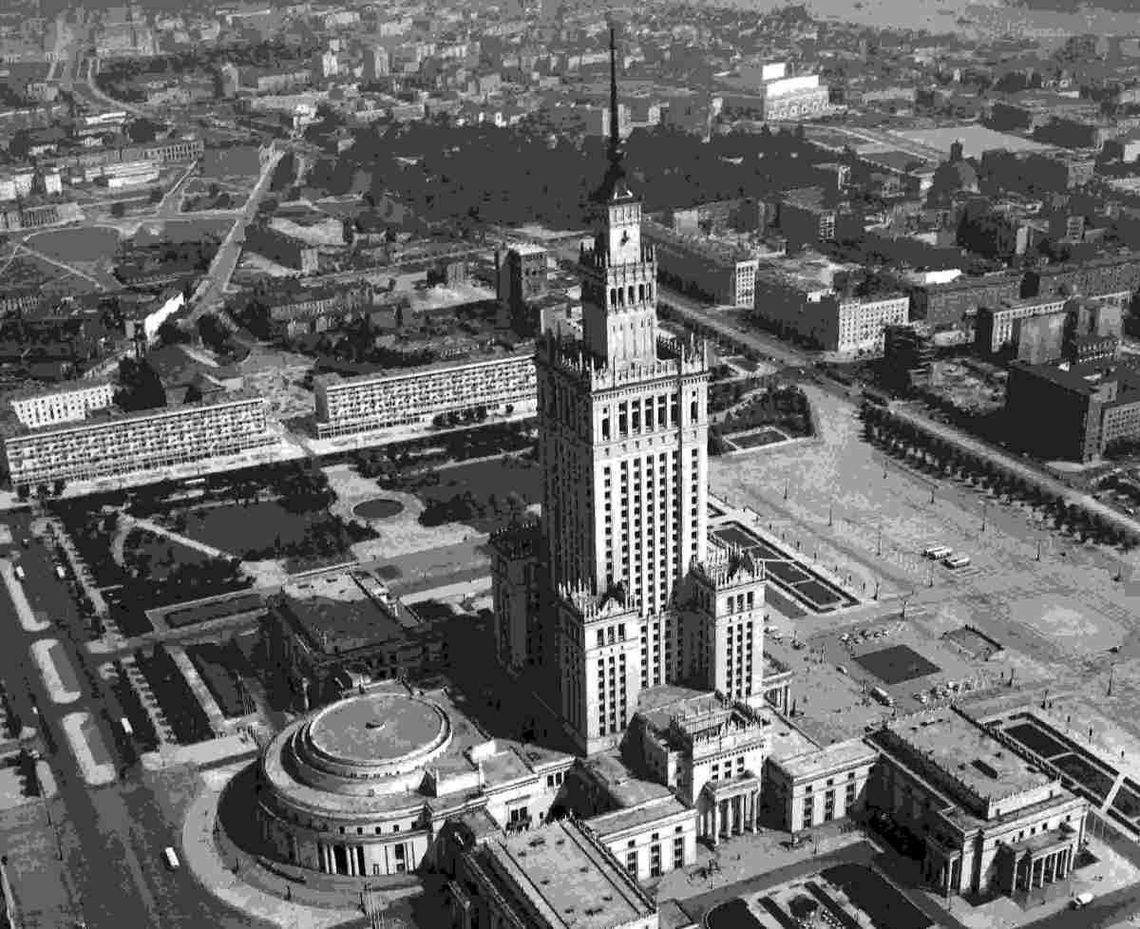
xmin=982 ymin=500 xmax=989 ymax=533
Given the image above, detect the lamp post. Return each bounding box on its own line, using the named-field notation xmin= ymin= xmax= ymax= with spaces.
xmin=982 ymin=500 xmax=989 ymax=533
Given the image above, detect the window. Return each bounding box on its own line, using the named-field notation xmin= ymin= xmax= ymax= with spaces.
xmin=673 ymin=836 xmax=685 ymax=869
xmin=649 ymin=843 xmax=662 ymax=878
xmin=625 ymin=850 xmax=638 ymax=877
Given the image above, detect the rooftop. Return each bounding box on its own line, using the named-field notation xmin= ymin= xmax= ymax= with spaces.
xmin=883 ymin=709 xmax=1052 ymax=804
xmin=275 ymin=570 xmax=425 ymax=656
xmin=773 ymin=737 xmax=879 ymax=782
xmin=485 ymin=819 xmax=655 ymax=929
xmin=308 ymin=693 xmax=446 ymax=766
xmin=586 ymin=795 xmax=692 ymax=839
xmin=893 ymin=125 xmax=1051 ymax=159
xmin=582 ymin=751 xmax=674 ymax=810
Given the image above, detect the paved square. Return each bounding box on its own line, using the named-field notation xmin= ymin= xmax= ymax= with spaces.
xmin=855 ymin=645 xmax=940 ymax=685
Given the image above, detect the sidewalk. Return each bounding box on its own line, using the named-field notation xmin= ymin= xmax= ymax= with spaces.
xmin=182 ymin=764 xmax=362 ymax=929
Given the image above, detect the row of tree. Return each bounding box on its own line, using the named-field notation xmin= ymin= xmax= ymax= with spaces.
xmin=862 ymin=404 xmax=1138 ymax=550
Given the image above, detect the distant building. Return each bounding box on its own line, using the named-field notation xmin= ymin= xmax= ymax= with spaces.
xmin=724 ymin=61 xmax=830 ymax=121
xmin=6 ymin=380 xmax=115 ymax=429
xmin=363 ymin=45 xmax=390 ymax=81
xmin=883 ymin=324 xmax=936 ymax=390
xmin=753 ymin=255 xmax=908 ymax=354
xmin=1005 ymin=360 xmax=1140 ymax=461
xmin=642 ymin=219 xmax=758 ymax=308
xmin=867 ymin=709 xmax=1088 ymax=897
xmin=907 ymin=272 xmax=1024 ymax=332
xmin=2 ymin=394 xmax=276 ymax=488
xmin=975 ymin=296 xmax=1068 ymax=355
xmin=313 ymin=351 xmax=537 ymax=439
xmin=496 ymin=244 xmax=549 ymax=331
xmin=775 ymin=187 xmax=838 ymax=249
xmin=244 ymin=224 xmax=319 ymax=274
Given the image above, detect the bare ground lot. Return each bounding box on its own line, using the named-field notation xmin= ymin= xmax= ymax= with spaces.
xmin=710 ymin=384 xmax=1140 ymax=749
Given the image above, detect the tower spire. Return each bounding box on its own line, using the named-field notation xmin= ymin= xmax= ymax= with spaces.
xmin=594 ymin=16 xmax=631 ymax=204
xmin=608 ymin=20 xmax=621 ymax=168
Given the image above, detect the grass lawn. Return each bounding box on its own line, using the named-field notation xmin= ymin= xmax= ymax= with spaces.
xmin=124 ymin=529 xmax=214 ymax=581
xmin=178 ymin=501 xmax=312 ymax=554
xmin=46 ymin=642 xmax=82 ymax=696
xmin=415 ymin=457 xmax=543 ymax=533
xmin=730 ymin=428 xmax=788 ymax=449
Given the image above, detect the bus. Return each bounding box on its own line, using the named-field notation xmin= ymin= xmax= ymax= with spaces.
xmin=923 ymin=545 xmax=952 ymax=560
xmin=943 ymin=554 xmax=971 ymax=569
xmin=871 ymin=686 xmax=894 ymax=707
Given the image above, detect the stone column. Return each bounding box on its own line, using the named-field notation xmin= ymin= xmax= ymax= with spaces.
xmin=710 ymin=801 xmax=719 ymax=847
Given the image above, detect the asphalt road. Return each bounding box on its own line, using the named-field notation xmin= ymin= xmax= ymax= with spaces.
xmin=0 ymin=510 xmax=272 ymax=929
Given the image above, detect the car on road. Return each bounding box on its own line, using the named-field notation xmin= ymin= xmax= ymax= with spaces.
xmin=913 ymin=692 xmax=928 ymax=704
xmin=1071 ymin=892 xmax=1093 ymax=909
xmin=162 ymin=846 xmax=180 ymax=870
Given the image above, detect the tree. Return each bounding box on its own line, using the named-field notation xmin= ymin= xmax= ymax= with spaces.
xmin=149 ymin=187 xmax=163 ymax=203
xmin=110 ymin=201 xmax=126 ymax=218
xmin=52 ymin=479 xmax=66 ymax=497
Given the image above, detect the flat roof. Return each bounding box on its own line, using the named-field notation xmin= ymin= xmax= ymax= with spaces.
xmin=278 ymin=572 xmax=423 ymax=654
xmin=308 ymin=692 xmax=446 ymax=765
xmin=885 ymin=709 xmax=1051 ymax=803
xmin=582 ymin=752 xmax=674 ymax=809
xmin=487 ymin=819 xmax=654 ymax=929
xmin=773 ymin=737 xmax=879 ymax=782
xmin=586 ymin=795 xmax=693 ymax=838
xmin=893 ymin=125 xmax=1050 ymax=159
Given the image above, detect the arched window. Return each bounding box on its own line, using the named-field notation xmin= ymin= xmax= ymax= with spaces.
xmin=610 ymin=287 xmax=617 ymax=308
xmin=638 ymin=283 xmax=645 ymax=302
xmin=628 ymin=285 xmax=635 ymax=304
xmin=691 ymin=400 xmax=698 ymax=422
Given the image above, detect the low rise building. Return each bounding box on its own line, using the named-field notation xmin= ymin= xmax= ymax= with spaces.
xmin=314 ymin=350 xmax=537 ymax=439
xmin=765 ymin=738 xmax=878 ymax=833
xmin=867 ymin=709 xmax=1088 ymax=898
xmin=258 ymin=569 xmax=452 ymax=711
xmin=444 ymin=818 xmax=658 ymax=929
xmin=1 ymin=393 xmax=275 ymax=488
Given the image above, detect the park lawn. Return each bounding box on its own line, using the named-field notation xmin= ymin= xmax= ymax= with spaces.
xmin=414 ymin=456 xmax=543 ymax=533
xmin=124 ymin=529 xmax=215 ymax=582
xmin=177 ymin=500 xmax=328 ymax=557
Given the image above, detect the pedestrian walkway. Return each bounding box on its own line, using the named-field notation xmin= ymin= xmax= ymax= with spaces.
xmin=182 ymin=765 xmax=362 ymax=929
xmin=124 ymin=514 xmax=237 ymax=562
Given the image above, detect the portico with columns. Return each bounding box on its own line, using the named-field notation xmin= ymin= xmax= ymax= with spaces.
xmin=701 ymin=776 xmax=761 ymax=846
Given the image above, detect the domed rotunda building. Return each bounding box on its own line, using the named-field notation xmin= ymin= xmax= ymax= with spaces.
xmin=255 ymin=682 xmax=574 ymax=878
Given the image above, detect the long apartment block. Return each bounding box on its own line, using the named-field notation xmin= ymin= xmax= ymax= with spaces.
xmin=3 ymin=394 xmax=277 ymax=488
xmin=313 ymin=351 xmax=537 ymax=439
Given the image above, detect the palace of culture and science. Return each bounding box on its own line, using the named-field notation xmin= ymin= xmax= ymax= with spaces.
xmin=491 ymin=26 xmax=769 ymax=758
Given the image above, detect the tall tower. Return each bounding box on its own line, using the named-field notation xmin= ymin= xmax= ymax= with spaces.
xmin=536 ymin=20 xmax=712 ymax=754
